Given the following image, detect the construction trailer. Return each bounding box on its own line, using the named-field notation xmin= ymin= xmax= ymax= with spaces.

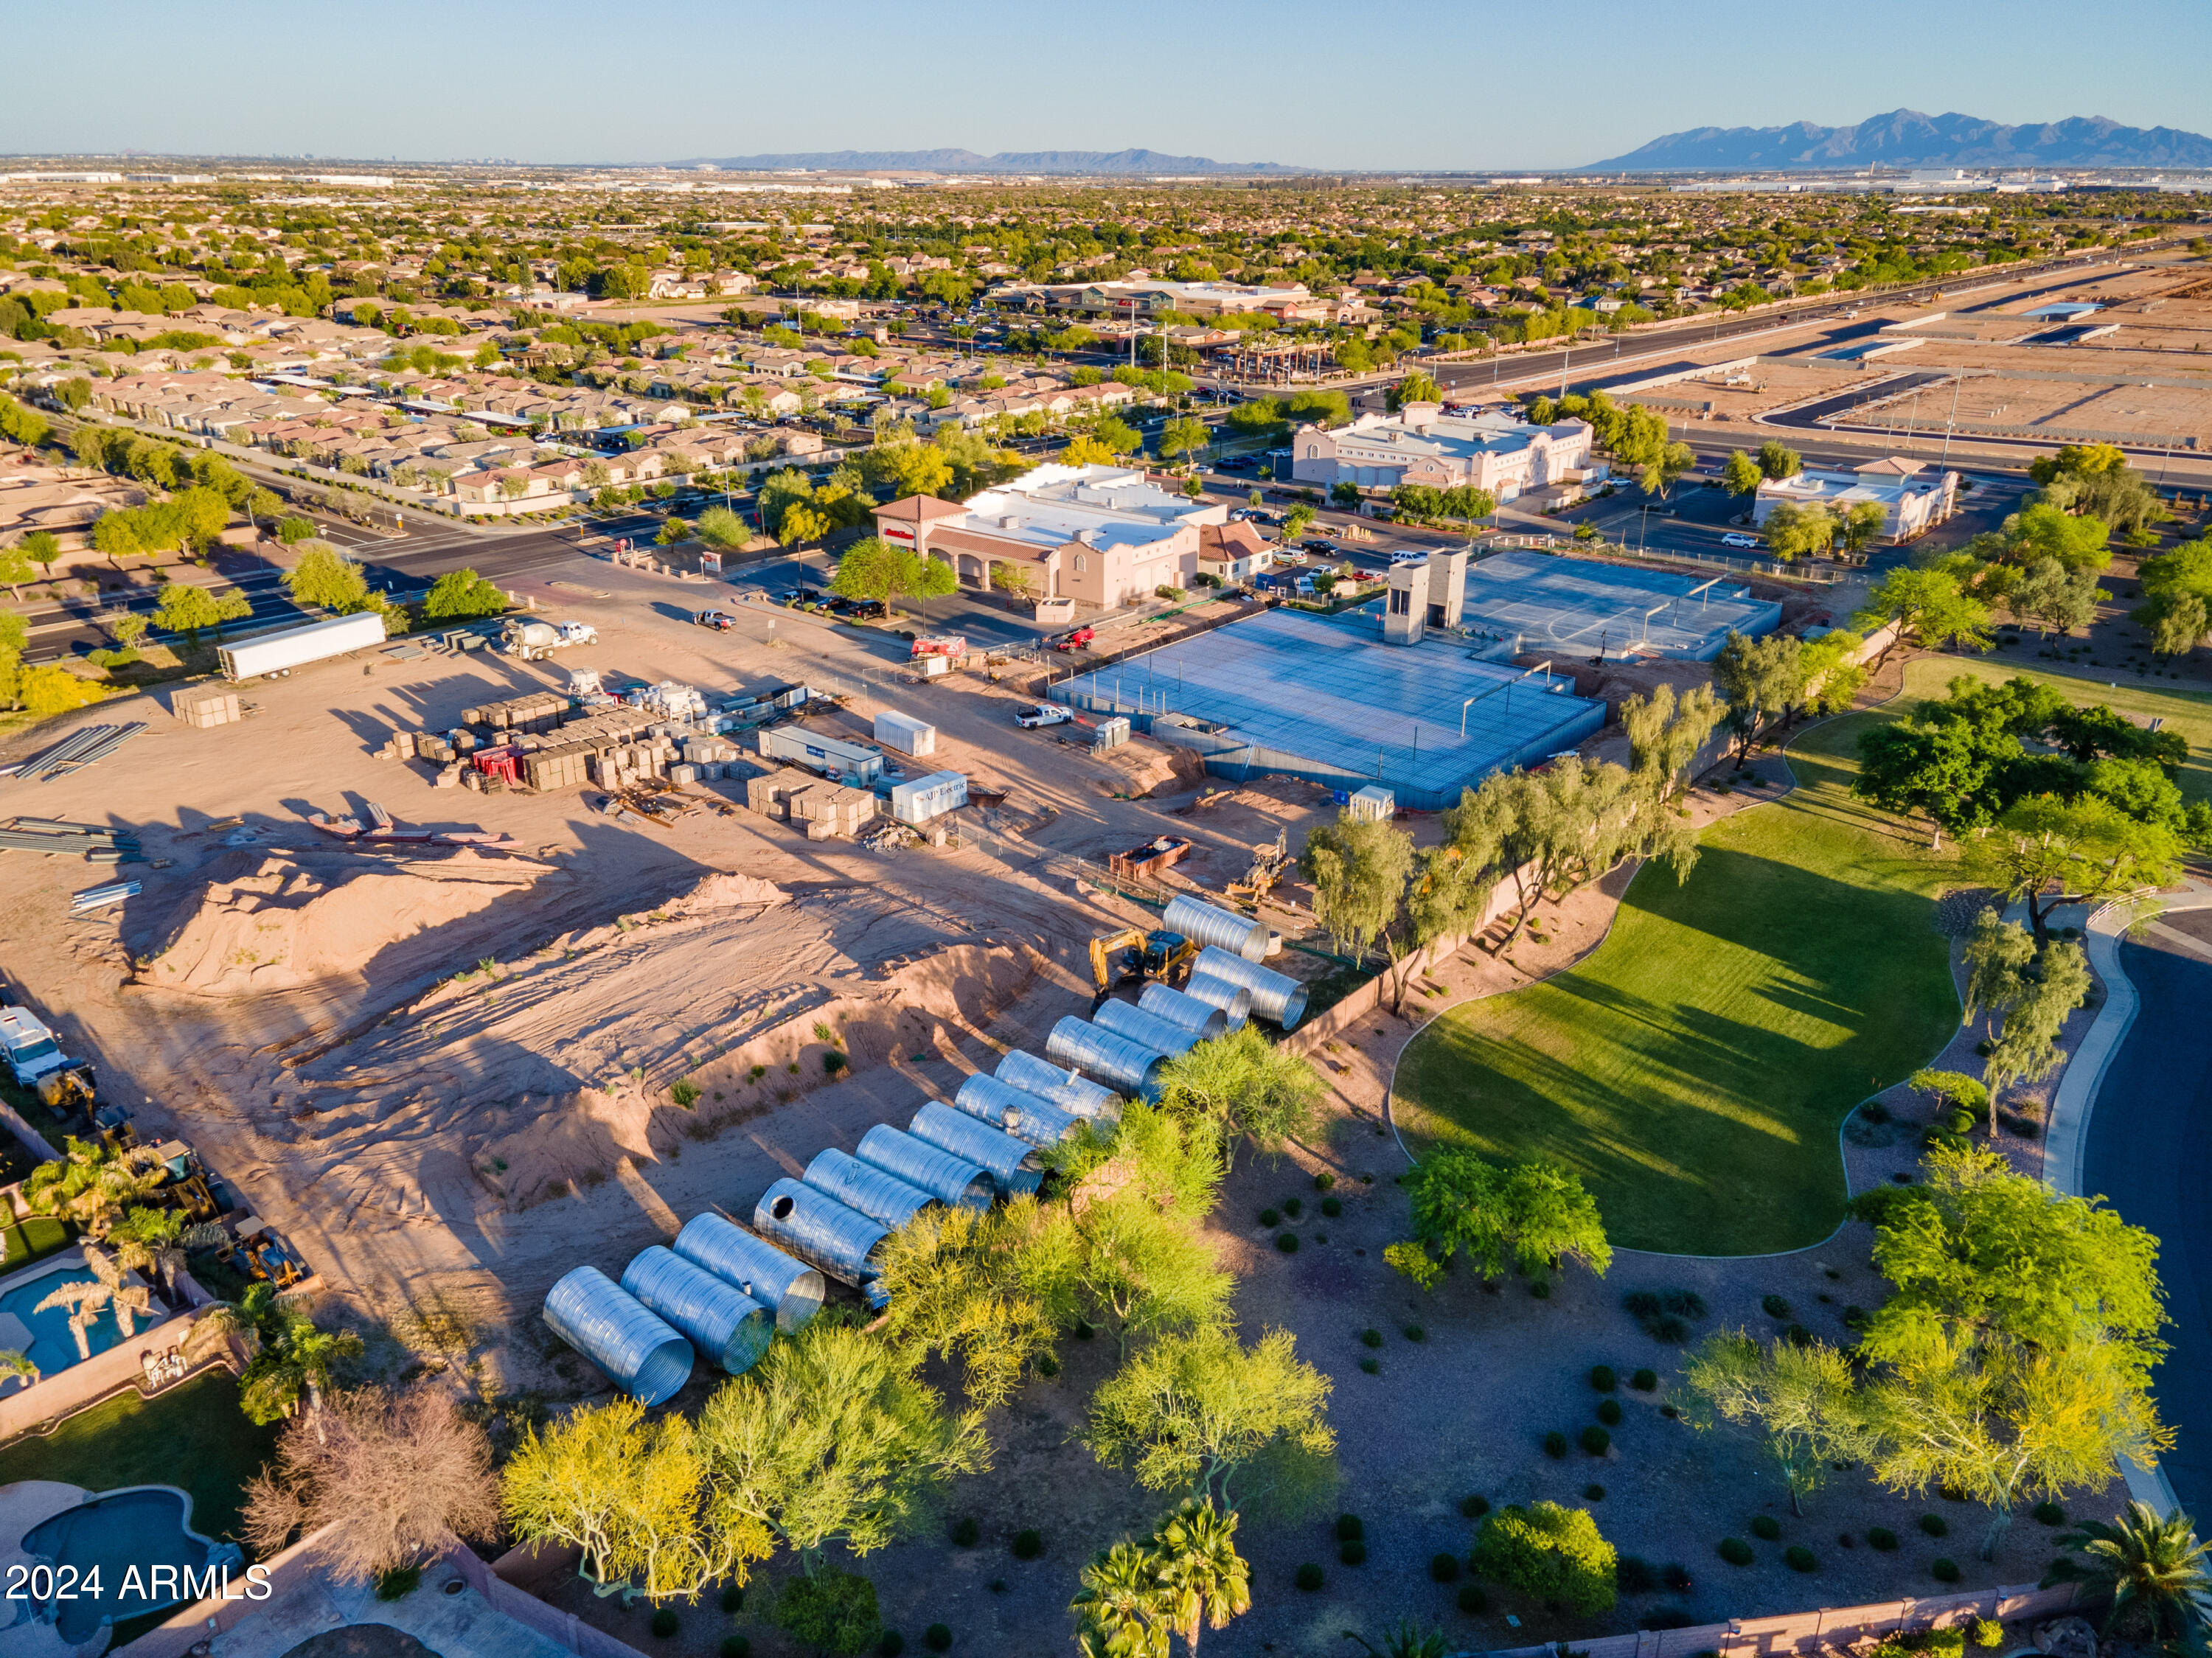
xmin=757 ymin=725 xmax=885 ymax=787
xmin=888 ymin=770 xmax=967 ymax=826
xmin=872 ymin=710 xmax=937 ymax=757
xmin=217 ymin=612 xmax=388 ymax=682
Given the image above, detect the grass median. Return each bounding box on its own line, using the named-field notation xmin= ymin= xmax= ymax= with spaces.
xmin=1393 ymin=712 xmax=1958 ymax=1256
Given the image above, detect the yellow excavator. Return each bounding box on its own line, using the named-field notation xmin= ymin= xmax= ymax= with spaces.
xmin=1088 ymin=927 xmax=1199 ymax=1011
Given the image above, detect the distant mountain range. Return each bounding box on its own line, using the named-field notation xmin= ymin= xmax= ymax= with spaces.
xmin=1584 ymin=109 xmax=2212 ymax=172
xmin=670 ymin=147 xmax=1297 ymax=176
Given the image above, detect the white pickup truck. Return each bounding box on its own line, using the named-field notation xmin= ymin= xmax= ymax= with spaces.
xmin=0 ymin=1005 xmax=70 ymax=1091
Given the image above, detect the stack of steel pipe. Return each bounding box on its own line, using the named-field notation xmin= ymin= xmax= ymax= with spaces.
xmin=855 ymin=1124 xmax=995 ymax=1210
xmin=1191 ymin=946 xmax=1310 ymax=1030
xmin=995 ymin=1051 xmax=1121 ymax=1122
xmin=620 ymin=1245 xmax=774 ymax=1376
xmin=1161 ymin=893 xmax=1270 ymax=961
xmin=1181 ymin=971 xmax=1253 ymax=1030
xmin=1093 ymin=997 xmax=1201 ymax=1058
xmin=671 ymin=1212 xmax=824 ymax=1331
xmin=1138 ymin=981 xmax=1228 ymax=1040
xmin=541 ymin=1264 xmax=694 ymax=1405
xmin=754 ymin=1180 xmax=891 ymax=1300
xmin=0 ymin=819 xmax=142 ymax=861
xmin=804 ymin=1148 xmax=939 ymax=1230
xmin=1046 ymin=1015 xmax=1167 ymax=1104
xmin=955 ymin=1073 xmax=1079 ymax=1151
xmin=909 ymin=1101 xmax=1044 ymax=1196
xmin=2 ymin=724 xmax=149 ymax=784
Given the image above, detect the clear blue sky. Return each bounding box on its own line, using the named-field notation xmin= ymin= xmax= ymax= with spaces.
xmin=7 ymin=0 xmax=2208 ymax=171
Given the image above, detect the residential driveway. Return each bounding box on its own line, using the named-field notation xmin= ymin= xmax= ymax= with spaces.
xmin=2079 ymin=905 xmax=2212 ymax=1523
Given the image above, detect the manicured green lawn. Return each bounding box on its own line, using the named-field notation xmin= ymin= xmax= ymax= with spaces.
xmin=0 ymin=1370 xmax=280 ymax=1545
xmin=1393 ymin=714 xmax=1959 ymax=1255
xmin=0 ymin=1215 xmax=73 ymax=1272
xmin=1906 ymin=655 xmax=2212 ymax=801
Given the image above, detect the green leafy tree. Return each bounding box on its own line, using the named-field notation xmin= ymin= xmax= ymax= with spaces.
xmin=1854 ymin=565 xmax=1993 ymax=665
xmin=1756 ymin=441 xmax=1803 ymax=480
xmin=152 ymin=580 xmax=222 ymax=647
xmin=1713 ymin=630 xmax=1806 ymax=766
xmin=1761 ymin=501 xmax=1837 ymax=562
xmin=20 ymin=529 xmax=62 ymax=575
xmin=1638 ymin=440 xmax=1695 ymax=501
xmin=0 ymin=542 xmax=35 ymax=600
xmin=1964 ymin=795 xmax=2180 ymax=947
xmin=1154 ymin=1024 xmax=1323 ymax=1172
xmin=698 ymin=1321 xmax=988 ymax=1576
xmin=873 ymin=1199 xmax=1057 ymax=1410
xmin=696 ymin=505 xmax=750 ymax=550
xmin=1386 ymin=1150 xmax=1611 ymax=1290
xmin=1158 ymin=417 xmax=1209 ymax=470
xmin=1997 ymin=502 xmax=2112 ymax=573
xmin=1470 ymin=1502 xmax=1617 ymax=1616
xmin=1683 ymin=1330 xmax=1871 ymax=1514
xmin=1299 ymin=811 xmax=1413 ymax=961
xmin=1620 ymin=683 xmax=1726 ymax=803
xmin=1720 ymin=450 xmax=1765 ymax=498
xmin=1386 ymin=370 xmax=1444 ymax=411
xmin=282 ymin=541 xmax=372 ymax=612
xmin=1082 ymin=1325 xmax=1335 ymax=1513
xmin=2145 ymin=590 xmax=2208 ymax=661
xmin=2009 ymin=557 xmax=2107 ymax=638
xmin=2040 ymin=1502 xmax=2212 ymax=1643
xmin=1839 ymin=500 xmax=1889 ymax=558
xmin=421 ymin=568 xmax=509 ymax=621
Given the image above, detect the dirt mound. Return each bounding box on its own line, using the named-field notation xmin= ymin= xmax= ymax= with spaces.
xmin=664 ymin=872 xmax=787 ymax=915
xmin=144 ymin=851 xmax=554 ymax=997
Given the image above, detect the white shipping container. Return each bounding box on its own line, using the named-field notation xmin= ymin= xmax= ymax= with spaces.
xmin=217 ymin=611 xmax=389 ymax=681
xmin=872 ymin=710 xmax=936 ymax=757
xmin=889 ymin=769 xmax=968 ymax=826
xmin=758 ymin=725 xmax=886 ymax=784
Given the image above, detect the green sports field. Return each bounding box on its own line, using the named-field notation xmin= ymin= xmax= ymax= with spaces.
xmin=1392 ymin=713 xmax=1959 ymax=1256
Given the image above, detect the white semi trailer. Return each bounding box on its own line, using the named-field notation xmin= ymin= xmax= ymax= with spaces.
xmin=216 ymin=611 xmax=389 ymax=681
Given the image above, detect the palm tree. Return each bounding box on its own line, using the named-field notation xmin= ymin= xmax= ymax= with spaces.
xmin=35 ymin=1278 xmax=113 ymax=1362
xmin=240 ymin=1306 xmax=364 ymax=1441
xmin=0 ymin=1350 xmax=38 ymax=1388
xmin=1342 ymin=1624 xmax=1448 ymax=1658
xmin=2043 ymin=1502 xmax=2212 ymax=1643
xmin=23 ymin=1139 xmax=165 ymax=1239
xmin=1071 ymin=1541 xmax=1170 ymax=1658
xmin=108 ymin=1207 xmax=187 ymax=1298
xmin=181 ymin=1279 xmax=280 ymax=1367
xmin=1152 ymin=1501 xmax=1251 ymax=1655
xmin=80 ymin=1244 xmax=156 ymax=1337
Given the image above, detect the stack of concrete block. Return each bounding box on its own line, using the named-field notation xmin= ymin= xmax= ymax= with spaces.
xmin=376 ymin=729 xmax=420 ymax=762
xmin=791 ymin=781 xmax=877 ymax=840
xmin=466 ymin=692 xmax=571 ymax=736
xmin=525 ymin=746 xmax=593 ymax=791
xmin=745 ymin=766 xmax=815 ymax=821
xmin=682 ymin=735 xmax=741 ymax=768
xmin=173 ymin=687 xmax=242 ymax=729
xmin=419 ymin=732 xmax=458 ymax=764
xmin=669 ymin=764 xmax=698 ymax=786
xmin=588 ymin=737 xmax=679 ymax=790
xmin=434 ymin=765 xmax=462 ymax=789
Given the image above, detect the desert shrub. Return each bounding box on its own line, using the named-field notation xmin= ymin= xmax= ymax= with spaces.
xmin=1544 ymin=1430 xmax=1570 ymax=1459
xmin=1868 ymin=1527 xmax=1898 ymax=1551
xmin=1340 ymin=1539 xmax=1368 ymax=1565
xmin=1336 ymin=1513 xmax=1365 ymax=1541
xmin=1579 ymin=1425 xmax=1611 ymax=1455
xmin=1472 ymin=1502 xmax=1618 ymax=1616
xmin=1932 ymin=1558 xmax=1960 ymax=1583
xmin=1403 ymin=1323 xmax=1425 ymax=1342
xmin=923 ymin=1626 xmax=952 ymax=1653
xmin=876 ymin=1636 xmax=900 ymax=1658
xmin=1919 ymin=1514 xmax=1948 ymax=1538
xmin=1663 ymin=1562 xmax=1693 ymax=1592
xmin=1585 ymin=1483 xmax=1607 ymax=1501
xmin=1623 ymin=1291 xmax=1661 ymax=1319
xmin=723 ymin=1638 xmax=751 ymax=1658
xmin=1750 ymin=1516 xmax=1781 ymax=1541
xmin=1843 ymin=1305 xmax=1870 ymax=1331
xmin=1719 ymin=1538 xmax=1754 ymax=1566
xmin=1596 ymin=1398 xmax=1623 ymax=1426
xmin=375 ymin=1566 xmax=421 ymax=1600
xmin=1590 ymin=1365 xmax=1617 ymax=1392
xmin=1761 ymin=1294 xmax=1792 ymax=1318
xmin=1662 ymin=1290 xmax=1707 ymax=1317
xmin=721 ymin=1585 xmax=746 ymax=1613
xmin=1259 ymin=1207 xmax=1280 ymax=1227
xmin=1630 ymin=1368 xmax=1658 ymax=1391
xmin=1012 ymin=1529 xmax=1043 ymax=1560
xmin=1461 ymin=1493 xmax=1491 ymax=1519
xmin=1276 ymin=1232 xmax=1299 ymax=1253
xmin=1315 ymin=1171 xmax=1336 ymax=1190
xmin=1361 ymin=1328 xmax=1384 ymax=1348
xmin=950 ymin=1516 xmax=979 ymax=1547
xmin=1359 ymin=1356 xmax=1379 ymax=1374
xmin=651 ymin=1609 xmax=680 ymax=1638
xmin=1973 ymin=1620 xmax=2004 ymax=1648
xmin=1782 ymin=1323 xmax=1812 ymax=1348
xmin=1295 ymin=1561 xmax=1324 ymax=1590
xmin=1284 ymin=1197 xmax=1304 ymax=1218
xmin=1617 ymin=1555 xmax=1657 ymax=1593
xmin=1652 ymin=1315 xmax=1690 ymax=1342
xmin=1431 ymin=1552 xmax=1461 ymax=1582
xmin=1785 ymin=1545 xmax=1816 ymax=1572
xmin=1458 ymin=1583 xmax=1488 ymax=1614
xmin=1321 ymin=1196 xmax=1343 ymax=1216
xmin=1531 ymin=1281 xmax=1552 ymax=1299
xmin=2033 ymin=1501 xmax=2065 ymax=1526
xmin=823 ymin=1051 xmax=847 ymax=1076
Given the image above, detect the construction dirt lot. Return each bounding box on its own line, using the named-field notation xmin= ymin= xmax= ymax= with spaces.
xmin=0 ymin=560 xmax=1382 ymax=1358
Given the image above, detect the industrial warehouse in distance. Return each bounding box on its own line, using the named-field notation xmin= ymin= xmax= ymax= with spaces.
xmin=4 ymin=61 xmax=2212 ymax=1658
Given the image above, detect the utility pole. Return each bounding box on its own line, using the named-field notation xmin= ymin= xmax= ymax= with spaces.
xmin=1939 ymin=372 xmax=1963 ymax=465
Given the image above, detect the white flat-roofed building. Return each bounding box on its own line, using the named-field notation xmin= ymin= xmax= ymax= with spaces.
xmin=1753 ymin=456 xmax=1959 ymax=543
xmin=1291 ymin=404 xmax=1596 ymax=502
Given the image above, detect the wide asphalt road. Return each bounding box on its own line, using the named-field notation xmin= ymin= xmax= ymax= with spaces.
xmin=2080 ymin=907 xmax=2212 ymax=1524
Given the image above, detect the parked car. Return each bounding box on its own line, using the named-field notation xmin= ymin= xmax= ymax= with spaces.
xmin=693 ymin=610 xmax=737 ymax=630
xmin=841 ymin=598 xmax=888 ymax=620
xmin=1721 ymin=532 xmax=1763 ymax=549
xmin=1015 ymin=703 xmax=1074 ymax=729
xmin=1301 ymin=538 xmax=1337 ymax=555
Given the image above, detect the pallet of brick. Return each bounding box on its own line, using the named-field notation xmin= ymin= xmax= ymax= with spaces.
xmin=173 ymin=688 xmax=242 ymax=729
xmin=526 ymin=746 xmax=591 ymax=790
xmin=745 ymin=766 xmax=813 ymax=820
xmin=789 ymin=781 xmax=875 ymax=839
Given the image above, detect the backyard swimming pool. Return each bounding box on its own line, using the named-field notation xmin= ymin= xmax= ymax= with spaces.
xmin=20 ymin=1485 xmax=238 ymax=1643
xmin=0 ymin=1263 xmax=129 ymax=1386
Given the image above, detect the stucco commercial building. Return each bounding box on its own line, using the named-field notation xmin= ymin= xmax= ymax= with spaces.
xmin=872 ymin=463 xmax=1216 ymax=610
xmin=1291 ymin=404 xmax=1599 ymax=502
xmin=1753 ymin=456 xmax=1959 ymax=543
